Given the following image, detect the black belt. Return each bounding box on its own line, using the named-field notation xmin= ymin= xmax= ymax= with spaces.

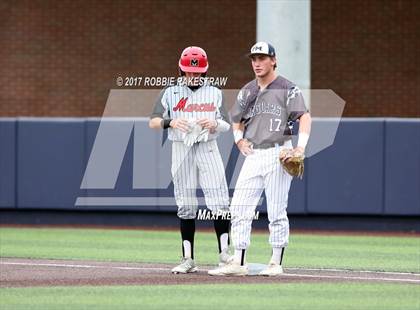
xmin=252 ymin=142 xmax=285 ymax=149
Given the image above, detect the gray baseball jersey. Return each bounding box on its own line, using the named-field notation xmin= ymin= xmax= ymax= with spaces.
xmin=151 ymin=83 xmax=230 ymax=141
xmin=230 ymin=75 xmax=308 ymax=147
xmin=230 ymin=75 xmax=309 ymax=253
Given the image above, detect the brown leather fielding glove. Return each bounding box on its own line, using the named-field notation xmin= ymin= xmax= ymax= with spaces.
xmin=279 ymin=148 xmax=305 ymax=179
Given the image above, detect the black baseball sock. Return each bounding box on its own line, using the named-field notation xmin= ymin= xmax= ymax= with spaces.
xmin=279 ymin=247 xmax=285 ymax=265
xmin=213 ymin=217 xmax=230 ymax=253
xmin=180 ymin=218 xmax=195 ymax=259
xmin=234 ymin=249 xmax=246 ymax=266
xmin=271 ymin=247 xmax=285 ymax=265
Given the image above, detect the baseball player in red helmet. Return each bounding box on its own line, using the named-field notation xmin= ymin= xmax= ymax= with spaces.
xmin=149 ymin=46 xmax=232 ymax=273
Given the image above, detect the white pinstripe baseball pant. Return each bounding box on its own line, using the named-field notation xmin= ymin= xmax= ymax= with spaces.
xmin=171 ymin=140 xmax=230 ymax=219
xmin=230 ymin=141 xmax=293 ymax=249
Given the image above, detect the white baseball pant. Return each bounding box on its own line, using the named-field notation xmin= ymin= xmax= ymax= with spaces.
xmin=171 ymin=140 xmax=230 ymax=219
xmin=230 ymin=141 xmax=293 ymax=249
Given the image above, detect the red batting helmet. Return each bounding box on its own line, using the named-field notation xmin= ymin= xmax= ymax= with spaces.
xmin=178 ymin=46 xmax=209 ymax=73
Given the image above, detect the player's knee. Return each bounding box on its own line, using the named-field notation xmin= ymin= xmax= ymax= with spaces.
xmin=177 ymin=207 xmax=197 ymax=220
xmin=177 ymin=213 xmax=196 ymax=220
xmin=270 ymin=240 xmax=289 ymax=248
xmin=208 ymin=203 xmax=229 ymax=212
xmin=268 ymin=214 xmax=288 ymax=225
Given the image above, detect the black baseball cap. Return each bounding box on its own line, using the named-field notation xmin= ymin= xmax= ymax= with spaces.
xmin=248 ymin=42 xmax=276 ymax=57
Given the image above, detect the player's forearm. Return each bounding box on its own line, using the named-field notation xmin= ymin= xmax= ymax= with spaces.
xmin=297 ymin=113 xmax=311 ymax=150
xmin=232 ymin=122 xmax=244 ymax=132
xmin=149 ymin=117 xmax=163 ymax=130
xmin=298 ymin=113 xmax=311 ymax=135
xmin=232 ymin=122 xmax=245 ymax=143
xmin=215 ymin=119 xmax=230 ymax=132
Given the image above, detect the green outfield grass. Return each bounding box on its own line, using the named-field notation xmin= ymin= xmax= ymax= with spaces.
xmin=1 ymin=283 xmax=419 ymax=310
xmin=1 ymin=227 xmax=419 ymax=309
xmin=0 ymin=227 xmax=419 ymax=272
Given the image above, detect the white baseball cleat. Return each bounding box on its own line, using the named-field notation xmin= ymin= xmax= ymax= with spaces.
xmin=218 ymin=248 xmax=232 ymax=267
xmin=171 ymin=257 xmax=197 ymax=274
xmin=208 ymin=261 xmax=248 ymax=276
xmin=258 ymin=261 xmax=284 ymax=276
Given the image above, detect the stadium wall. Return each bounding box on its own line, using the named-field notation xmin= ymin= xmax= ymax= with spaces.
xmin=1 ymin=1 xmax=419 ymax=118
xmin=0 ymin=117 xmax=418 ymax=216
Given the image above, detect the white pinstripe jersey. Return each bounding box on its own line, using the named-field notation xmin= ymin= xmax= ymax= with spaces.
xmin=151 ymin=84 xmax=230 ymax=141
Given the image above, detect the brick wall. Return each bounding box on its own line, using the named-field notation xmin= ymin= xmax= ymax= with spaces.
xmin=312 ymin=0 xmax=419 ymax=117
xmin=0 ymin=0 xmax=256 ymax=116
xmin=1 ymin=0 xmax=418 ymax=117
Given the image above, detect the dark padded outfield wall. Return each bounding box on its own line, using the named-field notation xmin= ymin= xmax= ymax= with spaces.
xmin=83 ymin=119 xmax=167 ymax=211
xmin=0 ymin=119 xmax=16 ymax=208
xmin=288 ymin=176 xmax=306 ymax=214
xmin=384 ymin=119 xmax=420 ymax=215
xmin=85 ymin=119 xmax=136 ymax=201
xmin=17 ymin=118 xmax=86 ymax=208
xmin=0 ymin=118 xmax=419 ymax=215
xmin=307 ymin=119 xmax=384 ymax=215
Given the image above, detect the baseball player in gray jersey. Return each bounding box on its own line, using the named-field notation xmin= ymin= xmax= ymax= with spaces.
xmin=149 ymin=46 xmax=231 ymax=274
xmin=209 ymin=42 xmax=312 ymax=276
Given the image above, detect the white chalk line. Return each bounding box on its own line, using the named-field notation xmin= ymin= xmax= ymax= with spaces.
xmin=1 ymin=262 xmax=167 ymax=271
xmin=1 ymin=261 xmax=420 ymax=283
xmin=286 ymin=267 xmax=420 ymax=276
xmin=279 ymin=273 xmax=420 ymax=283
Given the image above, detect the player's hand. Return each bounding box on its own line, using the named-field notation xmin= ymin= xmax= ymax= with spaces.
xmin=280 ymin=147 xmax=304 ymax=162
xmin=237 ymin=139 xmax=254 ymax=156
xmin=197 ymin=118 xmax=217 ymax=130
xmin=170 ymin=119 xmax=190 ymax=133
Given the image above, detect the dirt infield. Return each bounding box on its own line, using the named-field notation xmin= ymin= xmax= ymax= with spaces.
xmin=1 ymin=258 xmax=419 ymax=287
